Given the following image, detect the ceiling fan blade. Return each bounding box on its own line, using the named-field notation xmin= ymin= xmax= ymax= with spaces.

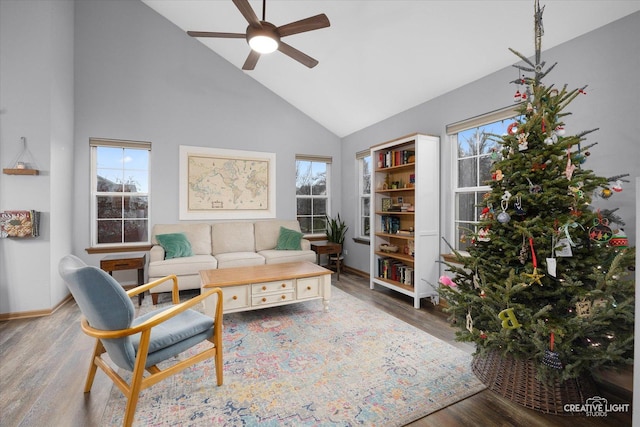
xmin=187 ymin=31 xmax=246 ymax=39
xmin=277 ymin=14 xmax=330 ymax=37
xmin=242 ymin=50 xmax=261 ymax=70
xmin=232 ymin=0 xmax=261 ymax=27
xmin=278 ymin=41 xmax=319 ymax=68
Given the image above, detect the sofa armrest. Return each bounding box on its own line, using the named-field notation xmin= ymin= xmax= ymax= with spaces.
xmin=300 ymin=239 xmax=311 ymax=251
xmin=149 ymin=245 xmax=165 ymax=263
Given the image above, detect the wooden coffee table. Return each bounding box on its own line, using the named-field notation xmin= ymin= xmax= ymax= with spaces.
xmin=200 ymin=261 xmax=332 ymax=316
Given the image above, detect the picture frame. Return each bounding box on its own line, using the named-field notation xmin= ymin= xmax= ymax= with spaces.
xmin=179 ymin=145 xmax=276 ymax=220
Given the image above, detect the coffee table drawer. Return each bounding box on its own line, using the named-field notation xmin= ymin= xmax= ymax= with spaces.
xmin=222 ymin=286 xmax=250 ymax=310
xmin=252 ymin=279 xmax=294 ymax=295
xmin=252 ymin=291 xmax=295 ymax=306
xmin=296 ymin=277 xmax=321 ymax=299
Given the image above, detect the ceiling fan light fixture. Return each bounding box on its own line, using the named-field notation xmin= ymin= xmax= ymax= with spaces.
xmin=248 ymin=34 xmax=278 ymax=54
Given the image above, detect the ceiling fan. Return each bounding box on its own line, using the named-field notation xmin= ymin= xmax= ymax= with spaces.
xmin=187 ymin=0 xmax=330 ymax=70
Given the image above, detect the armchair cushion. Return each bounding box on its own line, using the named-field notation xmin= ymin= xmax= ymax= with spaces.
xmin=156 ymin=233 xmax=194 ymax=259
xmin=131 ymin=308 xmax=214 ymax=367
xmin=275 ymin=226 xmax=303 ymax=250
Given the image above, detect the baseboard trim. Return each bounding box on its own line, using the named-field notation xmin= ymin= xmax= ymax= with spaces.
xmin=342 ymin=265 xmax=369 ymax=279
xmin=0 ymin=294 xmax=73 ymax=321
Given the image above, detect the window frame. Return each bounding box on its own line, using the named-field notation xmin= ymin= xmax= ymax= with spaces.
xmin=90 ymin=138 xmax=151 ymax=248
xmin=295 ymin=155 xmax=332 ymax=237
xmin=448 ymin=106 xmax=520 ymax=251
xmin=356 ymin=150 xmax=371 ymax=241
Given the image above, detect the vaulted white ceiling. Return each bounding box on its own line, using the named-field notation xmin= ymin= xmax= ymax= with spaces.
xmin=142 ymin=1 xmax=640 ymax=137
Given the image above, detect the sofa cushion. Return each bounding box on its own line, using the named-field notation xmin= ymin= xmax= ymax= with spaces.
xmin=275 ymin=227 xmax=303 ymax=250
xmin=215 ymin=252 xmax=265 ymax=269
xmin=254 ymin=220 xmax=304 ymax=252
xmin=152 ymin=223 xmax=212 ymax=256
xmin=259 ymin=249 xmax=317 ymax=265
xmin=155 ymin=233 xmax=194 ymax=259
xmin=211 ymin=222 xmax=256 ymax=255
xmin=148 ymin=254 xmax=217 ymax=278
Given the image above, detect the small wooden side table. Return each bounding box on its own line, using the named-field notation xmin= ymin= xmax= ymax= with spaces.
xmin=311 ymin=242 xmax=342 ymax=281
xmin=100 ymin=253 xmax=146 ymax=306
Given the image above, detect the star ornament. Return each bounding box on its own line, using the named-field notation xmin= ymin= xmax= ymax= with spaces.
xmin=523 ymin=267 xmax=545 ymax=286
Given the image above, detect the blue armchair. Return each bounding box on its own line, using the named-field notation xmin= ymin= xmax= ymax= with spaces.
xmin=58 ymin=255 xmax=223 ymax=426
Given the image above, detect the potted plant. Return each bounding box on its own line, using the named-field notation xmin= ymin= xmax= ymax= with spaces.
xmin=325 ymin=213 xmax=348 ymax=245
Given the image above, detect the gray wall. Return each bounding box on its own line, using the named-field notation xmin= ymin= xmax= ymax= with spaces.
xmin=72 ymin=0 xmax=341 ymax=268
xmin=0 ymin=0 xmax=74 ymax=314
xmin=340 ymin=11 xmax=640 ymax=275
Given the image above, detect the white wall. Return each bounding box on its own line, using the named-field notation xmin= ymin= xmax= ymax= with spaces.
xmin=340 ymin=12 xmax=640 ymax=275
xmin=0 ymin=0 xmax=74 ymax=314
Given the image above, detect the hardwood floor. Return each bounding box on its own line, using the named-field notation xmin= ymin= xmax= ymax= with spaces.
xmin=0 ymin=271 xmax=632 ymax=426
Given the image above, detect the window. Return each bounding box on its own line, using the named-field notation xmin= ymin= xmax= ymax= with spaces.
xmin=447 ymin=107 xmax=519 ymax=251
xmin=356 ymin=150 xmax=371 ymax=239
xmin=296 ymin=155 xmax=331 ymax=235
xmin=90 ymin=138 xmax=151 ymax=246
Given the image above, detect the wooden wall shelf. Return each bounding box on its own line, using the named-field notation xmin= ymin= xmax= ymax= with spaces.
xmin=3 ymin=168 xmax=39 ymax=175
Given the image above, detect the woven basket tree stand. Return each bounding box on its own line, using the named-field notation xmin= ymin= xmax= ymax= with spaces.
xmin=472 ymin=349 xmax=598 ymax=415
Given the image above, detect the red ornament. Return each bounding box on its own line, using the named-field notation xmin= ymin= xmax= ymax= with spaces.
xmin=507 ymin=122 xmax=519 ymax=135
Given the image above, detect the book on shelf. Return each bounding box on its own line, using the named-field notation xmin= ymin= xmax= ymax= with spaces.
xmin=377 ymin=149 xmax=416 ymax=169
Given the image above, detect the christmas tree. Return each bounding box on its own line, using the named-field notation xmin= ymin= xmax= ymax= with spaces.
xmin=440 ymin=0 xmax=635 ymax=384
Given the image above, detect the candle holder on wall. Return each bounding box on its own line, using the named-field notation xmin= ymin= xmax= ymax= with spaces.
xmin=3 ymin=137 xmax=39 ymax=175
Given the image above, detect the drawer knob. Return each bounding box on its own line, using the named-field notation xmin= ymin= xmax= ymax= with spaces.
xmin=281 ymin=283 xmax=286 ymax=288
xmin=232 ymin=295 xmax=238 ymax=300
xmin=281 ymin=295 xmax=286 ymax=300
xmin=262 ymin=286 xmax=267 ymax=291
xmin=262 ymin=297 xmax=267 ymax=302
xmin=307 ymin=286 xmax=312 ymax=291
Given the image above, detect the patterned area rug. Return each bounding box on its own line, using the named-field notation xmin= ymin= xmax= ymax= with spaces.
xmin=101 ymin=287 xmax=485 ymax=426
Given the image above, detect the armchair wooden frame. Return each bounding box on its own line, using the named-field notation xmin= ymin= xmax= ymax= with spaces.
xmin=80 ymin=275 xmax=223 ymax=427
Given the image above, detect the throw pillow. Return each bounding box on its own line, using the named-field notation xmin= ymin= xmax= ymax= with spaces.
xmin=156 ymin=232 xmax=194 ymax=259
xmin=275 ymin=227 xmax=303 ymax=250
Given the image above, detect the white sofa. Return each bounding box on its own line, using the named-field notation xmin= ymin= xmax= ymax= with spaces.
xmin=148 ymin=220 xmax=316 ymax=303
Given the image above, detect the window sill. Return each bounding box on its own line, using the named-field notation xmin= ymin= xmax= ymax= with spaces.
xmin=352 ymin=237 xmax=370 ymax=245
xmin=85 ymin=244 xmax=153 ymax=255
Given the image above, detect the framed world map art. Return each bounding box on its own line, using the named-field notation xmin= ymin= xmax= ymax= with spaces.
xmin=179 ymin=146 xmax=276 ymax=220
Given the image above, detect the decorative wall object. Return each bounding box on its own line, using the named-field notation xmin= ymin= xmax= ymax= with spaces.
xmin=0 ymin=210 xmax=40 ymax=238
xmin=179 ymin=146 xmax=276 ymax=220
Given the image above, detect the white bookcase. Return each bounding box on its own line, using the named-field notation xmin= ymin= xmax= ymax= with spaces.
xmin=369 ymin=133 xmax=440 ymax=308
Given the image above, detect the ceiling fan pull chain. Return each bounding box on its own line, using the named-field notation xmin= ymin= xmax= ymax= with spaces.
xmin=262 ymin=0 xmax=266 ymax=21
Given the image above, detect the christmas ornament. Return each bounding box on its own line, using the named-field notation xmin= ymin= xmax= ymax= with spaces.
xmin=519 ymin=235 xmax=528 ymax=264
xmin=612 ymin=180 xmax=623 ymax=192
xmin=514 ymin=196 xmax=526 ymax=216
xmin=490 ymin=148 xmax=500 ymax=161
xmin=480 ymin=203 xmax=494 ymax=220
xmin=609 ymin=229 xmax=628 ymax=248
xmin=497 ymin=200 xmax=511 ymax=224
xmin=507 ymin=122 xmax=519 ymax=135
xmin=466 ymin=311 xmax=474 ymax=333
xmin=498 ymin=308 xmax=522 ymax=329
xmin=513 ymin=89 xmax=522 ymax=102
xmin=544 ymin=135 xmax=554 ymax=145
xmin=527 ymin=178 xmax=542 ymax=194
xmin=439 ymin=275 xmax=457 ymax=287
xmin=477 ymin=228 xmax=491 ymax=242
xmin=542 ymin=332 xmax=563 ymax=370
xmin=523 ymin=237 xmax=545 ymax=286
xmin=589 ymin=217 xmax=613 ymax=243
xmin=576 ymin=299 xmax=592 ymax=317
xmin=492 ymin=169 xmax=504 ymax=181
xmin=501 ymin=190 xmax=512 ymax=202
xmin=517 ymin=132 xmax=530 ymax=151
xmin=600 ymin=188 xmax=613 ymax=198
xmin=554 ymin=126 xmax=565 ymax=136
xmin=564 ymin=149 xmax=576 ymax=179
